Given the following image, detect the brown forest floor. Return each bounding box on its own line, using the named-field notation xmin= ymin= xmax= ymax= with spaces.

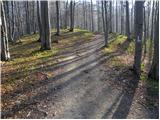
xmin=1 ymin=29 xmax=159 ymax=118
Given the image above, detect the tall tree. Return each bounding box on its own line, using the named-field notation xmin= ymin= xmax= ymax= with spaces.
xmin=97 ymin=0 xmax=100 ymax=32
xmin=69 ymin=0 xmax=75 ymax=32
xmin=133 ymin=1 xmax=144 ymax=77
xmin=148 ymin=1 xmax=159 ymax=81
xmin=40 ymin=1 xmax=51 ymax=50
xmin=149 ymin=1 xmax=155 ymax=64
xmin=25 ymin=1 xmax=31 ymax=34
xmin=64 ymin=0 xmax=68 ymax=29
xmin=55 ymin=1 xmax=60 ymax=36
xmin=91 ymin=0 xmax=94 ymax=32
xmin=102 ymin=1 xmax=109 ymax=47
xmin=143 ymin=6 xmax=147 ymax=56
xmin=116 ymin=0 xmax=118 ymax=33
xmin=1 ymin=1 xmax=10 ymax=61
xmin=109 ymin=1 xmax=112 ymax=33
xmin=37 ymin=1 xmax=42 ymax=42
xmin=126 ymin=1 xmax=130 ymax=41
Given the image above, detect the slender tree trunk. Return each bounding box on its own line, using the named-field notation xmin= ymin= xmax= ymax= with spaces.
xmin=120 ymin=1 xmax=123 ymax=34
xmin=37 ymin=1 xmax=42 ymax=42
xmin=116 ymin=0 xmax=118 ymax=33
xmin=148 ymin=1 xmax=159 ymax=81
xmin=149 ymin=1 xmax=155 ymax=64
xmin=69 ymin=0 xmax=75 ymax=32
xmin=143 ymin=7 xmax=147 ymax=57
xmin=126 ymin=1 xmax=130 ymax=40
xmin=133 ymin=1 xmax=144 ymax=77
xmin=101 ymin=1 xmax=106 ymax=34
xmin=109 ymin=1 xmax=112 ymax=33
xmin=55 ymin=1 xmax=60 ymax=36
xmin=1 ymin=1 xmax=10 ymax=61
xmin=91 ymin=0 xmax=94 ymax=32
xmin=64 ymin=0 xmax=68 ymax=29
xmin=104 ymin=1 xmax=108 ymax=47
xmin=147 ymin=2 xmax=151 ymax=38
xmin=11 ymin=1 xmax=15 ymax=42
xmin=25 ymin=1 xmax=31 ymax=34
xmin=97 ymin=1 xmax=100 ymax=32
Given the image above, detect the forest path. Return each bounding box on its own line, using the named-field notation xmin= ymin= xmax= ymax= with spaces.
xmin=2 ymin=34 xmax=157 ymax=119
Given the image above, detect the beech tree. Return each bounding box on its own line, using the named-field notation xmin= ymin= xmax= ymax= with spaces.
xmin=40 ymin=1 xmax=51 ymax=50
xmin=1 ymin=1 xmax=10 ymax=61
xmin=133 ymin=1 xmax=144 ymax=77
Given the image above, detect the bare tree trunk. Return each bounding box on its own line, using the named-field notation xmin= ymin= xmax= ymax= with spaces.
xmin=148 ymin=2 xmax=159 ymax=81
xmin=64 ymin=0 xmax=68 ymax=29
xmin=69 ymin=0 xmax=75 ymax=32
xmin=102 ymin=1 xmax=106 ymax=34
xmin=1 ymin=1 xmax=10 ymax=61
xmin=104 ymin=1 xmax=108 ymax=47
xmin=37 ymin=1 xmax=42 ymax=42
xmin=40 ymin=1 xmax=51 ymax=50
xmin=11 ymin=1 xmax=15 ymax=42
xmin=148 ymin=1 xmax=155 ymax=64
xmin=143 ymin=7 xmax=147 ymax=57
xmin=126 ymin=1 xmax=130 ymax=41
xmin=133 ymin=1 xmax=144 ymax=77
xmin=55 ymin=1 xmax=60 ymax=36
xmin=120 ymin=1 xmax=124 ymax=34
xmin=25 ymin=1 xmax=31 ymax=34
xmin=116 ymin=0 xmax=118 ymax=33
xmin=97 ymin=1 xmax=100 ymax=32
xmin=146 ymin=2 xmax=151 ymax=38
xmin=91 ymin=0 xmax=94 ymax=32
xmin=109 ymin=1 xmax=112 ymax=33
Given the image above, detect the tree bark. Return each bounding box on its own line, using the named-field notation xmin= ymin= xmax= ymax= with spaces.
xmin=55 ymin=1 xmax=60 ymax=36
xmin=40 ymin=1 xmax=51 ymax=50
xmin=1 ymin=1 xmax=10 ymax=61
xmin=116 ymin=1 xmax=118 ymax=33
xmin=126 ymin=1 xmax=130 ymax=41
xmin=104 ymin=1 xmax=108 ymax=47
xmin=148 ymin=1 xmax=159 ymax=81
xmin=133 ymin=1 xmax=144 ymax=77
xmin=91 ymin=0 xmax=94 ymax=32
xmin=109 ymin=1 xmax=112 ymax=33
xmin=37 ymin=1 xmax=42 ymax=42
xmin=69 ymin=0 xmax=75 ymax=32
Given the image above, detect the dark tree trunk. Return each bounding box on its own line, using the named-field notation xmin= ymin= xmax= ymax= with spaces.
xmin=104 ymin=1 xmax=108 ymax=47
xmin=116 ymin=1 xmax=118 ymax=33
xmin=37 ymin=1 xmax=42 ymax=42
xmin=69 ymin=0 xmax=75 ymax=32
xmin=40 ymin=1 xmax=51 ymax=50
xmin=55 ymin=1 xmax=60 ymax=36
xmin=91 ymin=0 xmax=94 ymax=32
xmin=148 ymin=2 xmax=159 ymax=81
xmin=109 ymin=1 xmax=112 ymax=33
xmin=64 ymin=0 xmax=68 ymax=29
xmin=133 ymin=1 xmax=144 ymax=77
xmin=126 ymin=1 xmax=130 ymax=40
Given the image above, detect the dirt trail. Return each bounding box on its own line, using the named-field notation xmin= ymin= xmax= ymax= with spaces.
xmin=2 ymin=34 xmax=158 ymax=119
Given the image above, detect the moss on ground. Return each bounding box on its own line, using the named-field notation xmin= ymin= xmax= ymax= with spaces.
xmin=1 ymin=29 xmax=94 ymax=94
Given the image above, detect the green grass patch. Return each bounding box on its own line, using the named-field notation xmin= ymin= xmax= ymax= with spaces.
xmin=2 ymin=29 xmax=94 ymax=94
xmin=103 ymin=34 xmax=127 ymax=53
